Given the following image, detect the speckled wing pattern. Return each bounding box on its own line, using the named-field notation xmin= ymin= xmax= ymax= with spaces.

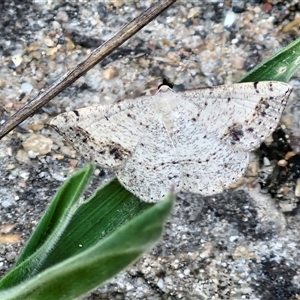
xmin=50 ymin=81 xmax=292 ymax=202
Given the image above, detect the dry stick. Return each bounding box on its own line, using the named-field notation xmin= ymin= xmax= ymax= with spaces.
xmin=0 ymin=0 xmax=177 ymax=140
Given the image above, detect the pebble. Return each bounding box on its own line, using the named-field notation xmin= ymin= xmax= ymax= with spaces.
xmin=279 ymin=201 xmax=297 ymax=212
xmin=0 ymin=233 xmax=21 ymax=244
xmin=5 ymin=251 xmax=17 ymax=262
xmin=246 ymin=161 xmax=258 ymax=177
xmin=0 ymin=244 xmax=5 ymax=254
xmin=224 ymin=9 xmax=236 ymax=28
xmin=156 ymin=278 xmax=165 ymax=290
xmin=52 ymin=20 xmax=61 ymax=30
xmin=187 ymin=7 xmax=201 ymax=19
xmin=113 ymin=0 xmax=124 ymax=8
xmin=295 ymin=179 xmax=300 ymax=197
xmin=102 ymin=67 xmax=119 ymax=81
xmin=59 ymin=145 xmax=75 ymax=157
xmin=6 ymin=164 xmax=15 ymax=170
xmin=253 ymin=6 xmax=261 ymax=14
xmin=183 ymin=268 xmax=190 ymax=276
xmin=28 ymin=150 xmax=38 ymax=159
xmin=278 ymin=159 xmax=288 ymax=167
xmin=27 ymin=123 xmax=44 ymax=132
xmin=0 ymin=223 xmax=15 ymax=234
xmin=232 ymin=245 xmax=254 ymax=260
xmin=21 ymin=82 xmax=33 ymax=93
xmin=16 ymin=149 xmax=31 ymax=164
xmin=56 ymin=11 xmax=69 ymax=23
xmin=11 ymin=55 xmax=23 ymax=67
xmin=22 ymin=134 xmax=53 ymax=155
xmin=285 ymin=151 xmax=296 ymax=160
xmin=231 ymin=56 xmax=245 ymax=70
xmin=44 ymin=37 xmax=55 ymax=47
xmin=263 ymin=157 xmax=271 ymax=167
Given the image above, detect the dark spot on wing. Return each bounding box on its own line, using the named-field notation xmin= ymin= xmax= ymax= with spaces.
xmin=73 ymin=110 xmax=80 ymax=117
xmin=127 ymin=113 xmax=134 ymax=119
xmin=254 ymin=82 xmax=259 ymax=92
xmin=269 ymin=82 xmax=273 ymax=91
xmin=229 ymin=125 xmax=244 ymax=142
xmin=109 ymin=146 xmax=123 ymax=160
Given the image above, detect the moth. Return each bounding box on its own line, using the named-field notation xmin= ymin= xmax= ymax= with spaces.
xmin=51 ymin=81 xmax=292 ymax=202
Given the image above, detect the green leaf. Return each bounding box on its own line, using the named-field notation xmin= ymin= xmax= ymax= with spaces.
xmin=16 ymin=164 xmax=94 ymax=265
xmin=238 ymin=36 xmax=300 ymax=83
xmin=31 ymin=178 xmax=154 ymax=272
xmin=0 ymin=176 xmax=152 ymax=290
xmin=0 ymin=194 xmax=174 ymax=300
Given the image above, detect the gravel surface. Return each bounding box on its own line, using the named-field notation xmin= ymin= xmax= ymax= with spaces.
xmin=1 ymin=1 xmax=300 ymax=299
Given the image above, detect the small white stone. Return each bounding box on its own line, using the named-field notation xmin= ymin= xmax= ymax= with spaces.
xmin=44 ymin=37 xmax=55 ymax=47
xmin=224 ymin=10 xmax=236 ymax=28
xmin=263 ymin=157 xmax=271 ymax=167
xmin=157 ymin=278 xmax=164 ymax=290
xmin=183 ymin=268 xmax=190 ymax=276
xmin=21 ymin=82 xmax=33 ymax=93
xmin=11 ymin=55 xmax=23 ymax=67
xmin=27 ymin=150 xmax=38 ymax=159
xmin=295 ymin=178 xmax=300 ymax=197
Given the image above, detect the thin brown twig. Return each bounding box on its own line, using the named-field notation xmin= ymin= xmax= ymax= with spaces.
xmin=0 ymin=0 xmax=177 ymax=140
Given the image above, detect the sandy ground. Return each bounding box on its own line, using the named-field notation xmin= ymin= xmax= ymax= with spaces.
xmin=0 ymin=1 xmax=300 ymax=299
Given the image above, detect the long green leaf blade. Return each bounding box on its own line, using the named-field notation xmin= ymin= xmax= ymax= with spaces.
xmin=0 ymin=194 xmax=174 ymax=300
xmin=16 ymin=164 xmax=94 ymax=265
xmin=0 ymin=178 xmax=152 ymax=289
xmin=239 ymin=36 xmax=300 ymax=83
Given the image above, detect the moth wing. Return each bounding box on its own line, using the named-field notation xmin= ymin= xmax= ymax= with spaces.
xmin=50 ymin=95 xmax=154 ymax=169
xmin=178 ymin=81 xmax=292 ymax=151
xmin=172 ymin=114 xmax=248 ymax=195
xmin=116 ymin=119 xmax=181 ymax=203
